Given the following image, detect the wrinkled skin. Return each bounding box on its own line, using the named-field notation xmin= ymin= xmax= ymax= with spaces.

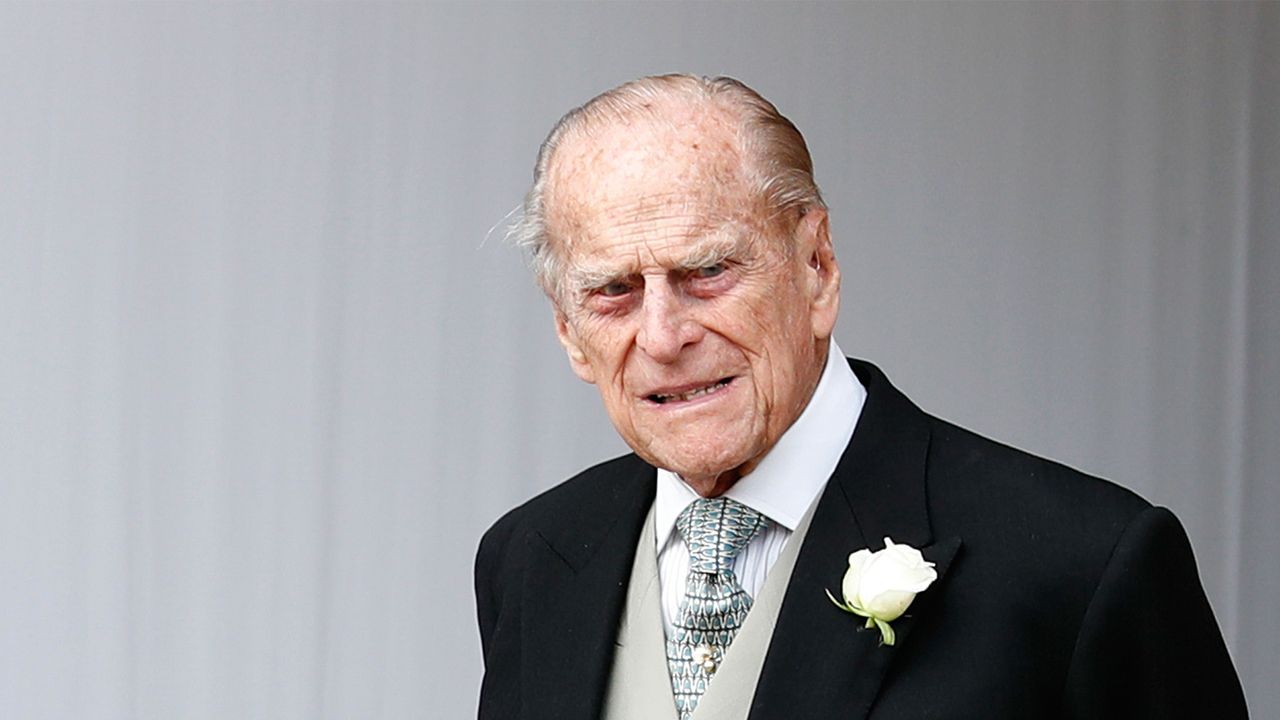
xmin=546 ymin=99 xmax=841 ymax=497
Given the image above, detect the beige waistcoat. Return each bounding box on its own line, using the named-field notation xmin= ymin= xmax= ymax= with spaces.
xmin=603 ymin=500 xmax=819 ymax=720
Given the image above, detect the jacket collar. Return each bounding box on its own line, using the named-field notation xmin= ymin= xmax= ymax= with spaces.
xmin=519 ymin=456 xmax=655 ymax=720
xmin=748 ymin=359 xmax=963 ymax=719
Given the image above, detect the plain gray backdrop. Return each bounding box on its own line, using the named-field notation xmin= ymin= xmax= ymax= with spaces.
xmin=1 ymin=2 xmax=1275 ymax=718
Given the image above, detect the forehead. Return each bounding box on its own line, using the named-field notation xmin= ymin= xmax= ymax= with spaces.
xmin=543 ymin=102 xmax=769 ymax=266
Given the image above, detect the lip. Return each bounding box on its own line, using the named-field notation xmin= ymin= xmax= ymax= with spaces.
xmin=641 ymin=375 xmax=738 ymax=407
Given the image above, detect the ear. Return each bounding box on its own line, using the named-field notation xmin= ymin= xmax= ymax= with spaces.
xmin=797 ymin=207 xmax=840 ymax=340
xmin=554 ymin=309 xmax=597 ymax=384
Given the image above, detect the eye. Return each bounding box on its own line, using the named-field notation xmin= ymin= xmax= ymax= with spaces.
xmin=599 ymin=280 xmax=632 ymax=297
xmin=691 ymin=263 xmax=727 ymax=279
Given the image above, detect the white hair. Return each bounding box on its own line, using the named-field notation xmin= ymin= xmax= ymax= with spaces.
xmin=507 ymin=74 xmax=826 ymax=301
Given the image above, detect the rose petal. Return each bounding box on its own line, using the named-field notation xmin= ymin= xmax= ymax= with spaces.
xmin=842 ymin=549 xmax=874 ymax=604
xmin=862 ymin=588 xmax=916 ymax=621
xmin=853 ymin=549 xmax=896 ymax=609
xmin=856 ymin=541 xmax=938 ymax=612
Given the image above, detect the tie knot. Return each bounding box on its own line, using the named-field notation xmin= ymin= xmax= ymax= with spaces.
xmin=675 ymin=497 xmax=766 ymax=576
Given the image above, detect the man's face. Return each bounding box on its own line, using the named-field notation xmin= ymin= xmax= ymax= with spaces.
xmin=546 ymin=105 xmax=840 ymax=494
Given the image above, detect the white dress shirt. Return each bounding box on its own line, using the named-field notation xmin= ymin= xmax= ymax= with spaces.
xmin=654 ymin=339 xmax=866 ymax=637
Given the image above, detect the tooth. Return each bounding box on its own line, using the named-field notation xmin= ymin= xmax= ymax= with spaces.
xmin=651 ymin=379 xmax=730 ymax=404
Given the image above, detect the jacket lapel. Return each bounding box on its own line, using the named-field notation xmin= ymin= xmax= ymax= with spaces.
xmin=748 ymin=360 xmax=963 ymax=719
xmin=521 ymin=457 xmax=656 ymax=720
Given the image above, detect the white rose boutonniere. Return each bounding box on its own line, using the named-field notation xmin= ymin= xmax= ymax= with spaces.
xmin=826 ymin=537 xmax=937 ymax=646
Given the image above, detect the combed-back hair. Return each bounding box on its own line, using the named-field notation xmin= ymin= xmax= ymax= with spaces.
xmin=507 ymin=74 xmax=826 ymax=301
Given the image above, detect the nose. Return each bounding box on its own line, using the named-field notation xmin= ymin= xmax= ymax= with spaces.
xmin=636 ymin=278 xmax=702 ymax=363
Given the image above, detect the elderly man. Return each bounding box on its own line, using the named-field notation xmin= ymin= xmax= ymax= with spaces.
xmin=475 ymin=75 xmax=1245 ymax=719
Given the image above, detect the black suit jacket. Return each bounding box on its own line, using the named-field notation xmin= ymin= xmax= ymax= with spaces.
xmin=475 ymin=359 xmax=1246 ymax=718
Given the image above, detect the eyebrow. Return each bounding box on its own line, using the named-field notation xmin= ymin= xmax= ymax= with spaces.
xmin=563 ymin=234 xmax=744 ymax=297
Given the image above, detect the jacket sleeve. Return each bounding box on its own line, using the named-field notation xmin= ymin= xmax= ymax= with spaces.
xmin=474 ymin=514 xmax=522 ymax=718
xmin=1062 ymin=506 xmax=1248 ymax=718
xmin=475 ymin=517 xmax=511 ymax=659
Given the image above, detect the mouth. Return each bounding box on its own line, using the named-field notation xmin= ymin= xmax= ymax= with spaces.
xmin=646 ymin=377 xmax=735 ymax=405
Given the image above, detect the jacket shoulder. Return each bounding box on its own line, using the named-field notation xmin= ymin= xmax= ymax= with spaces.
xmin=475 ymin=452 xmax=653 ymax=599
xmin=479 ymin=453 xmax=652 ymax=549
xmin=847 ymin=357 xmax=1150 ymax=535
xmin=926 ymin=416 xmax=1149 ymax=517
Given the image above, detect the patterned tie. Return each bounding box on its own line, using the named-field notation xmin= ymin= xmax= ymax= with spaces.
xmin=667 ymin=496 xmax=766 ymax=719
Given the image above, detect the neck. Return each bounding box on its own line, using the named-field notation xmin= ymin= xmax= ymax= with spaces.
xmin=684 ymin=469 xmax=744 ymax=498
xmin=679 ymin=339 xmax=831 ymax=498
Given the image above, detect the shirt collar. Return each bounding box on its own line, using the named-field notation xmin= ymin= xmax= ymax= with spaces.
xmin=655 ymin=339 xmax=866 ymax=547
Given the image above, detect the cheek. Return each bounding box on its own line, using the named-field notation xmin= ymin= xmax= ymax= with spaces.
xmin=573 ymin=319 xmax=630 ymax=363
xmin=709 ymin=289 xmax=807 ymax=363
xmin=573 ymin=325 xmax=639 ymax=400
xmin=737 ymin=298 xmax=815 ymax=408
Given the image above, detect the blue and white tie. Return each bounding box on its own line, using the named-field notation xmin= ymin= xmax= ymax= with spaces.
xmin=666 ymin=497 xmax=766 ymax=719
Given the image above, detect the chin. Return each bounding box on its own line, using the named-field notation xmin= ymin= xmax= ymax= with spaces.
xmin=641 ymin=440 xmax=757 ymax=482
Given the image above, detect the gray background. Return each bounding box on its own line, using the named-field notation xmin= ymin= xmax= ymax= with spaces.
xmin=1 ymin=2 xmax=1275 ymax=718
